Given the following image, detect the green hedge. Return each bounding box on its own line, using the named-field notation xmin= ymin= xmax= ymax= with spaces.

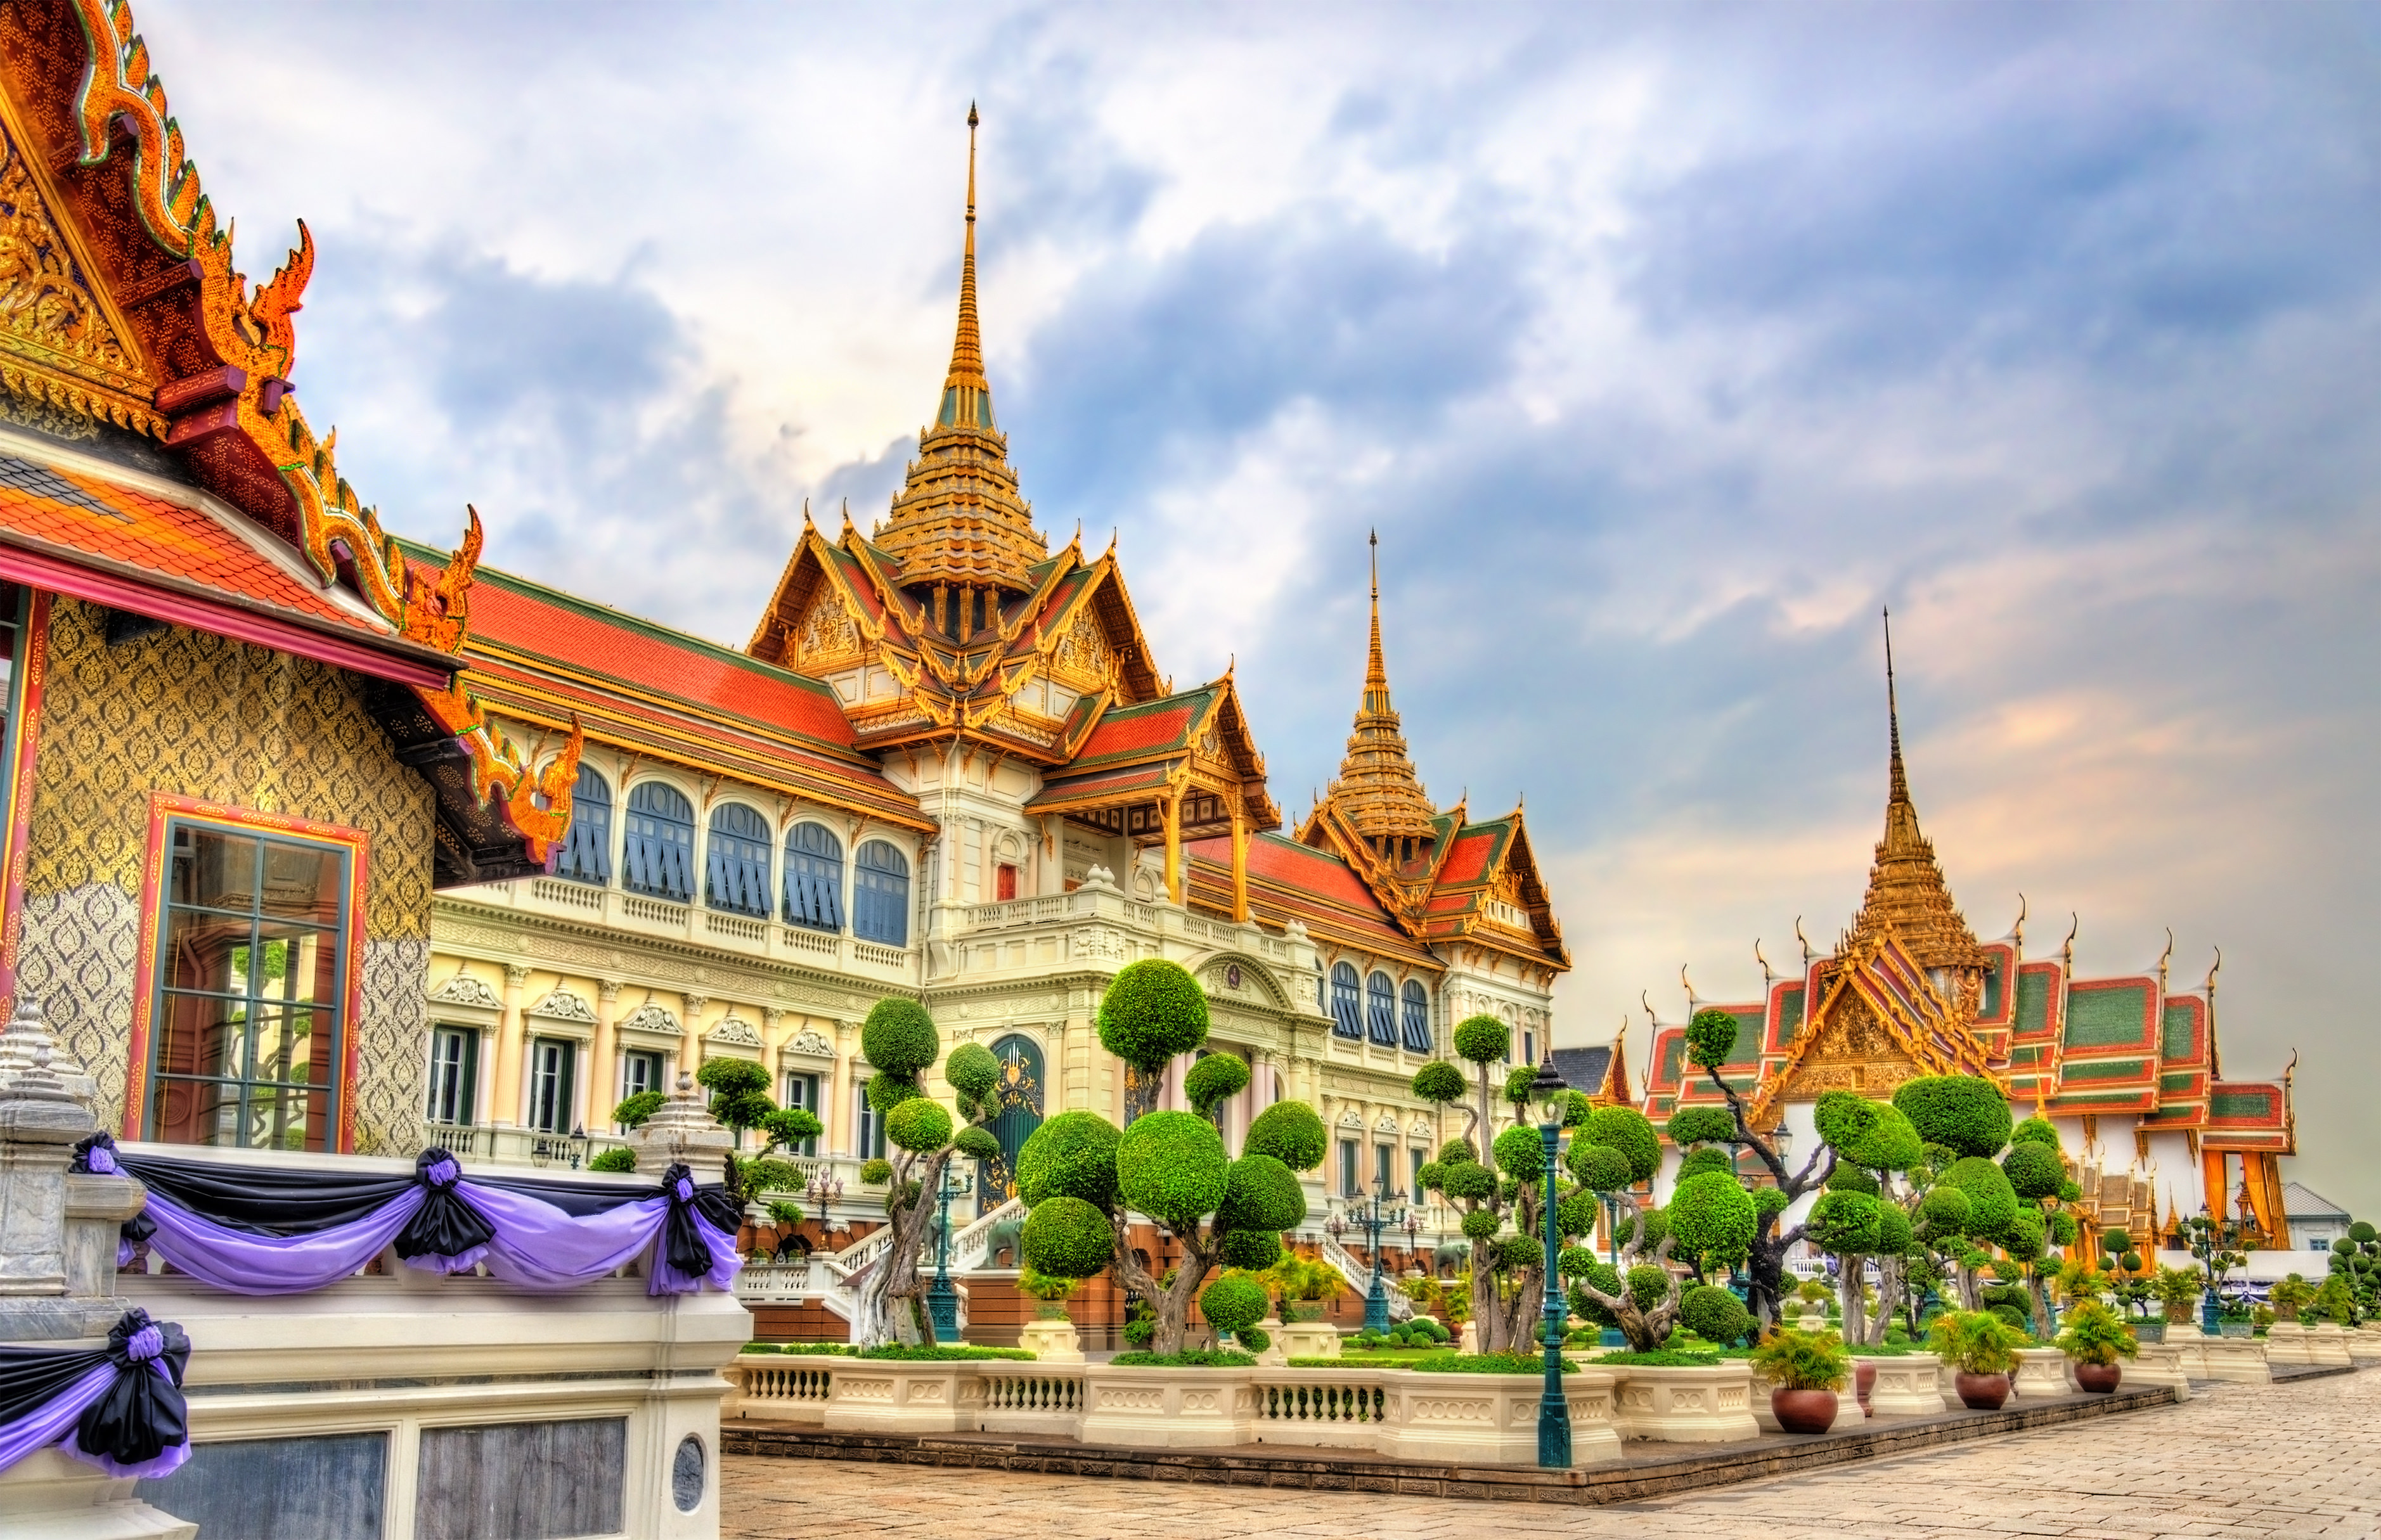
xmin=740 ymin=1342 xmax=856 ymax=1356
xmin=1109 ymin=1349 xmax=1257 ymax=1368
xmin=1595 ymin=1349 xmax=1723 ymax=1366
xmin=856 ymin=1344 xmax=1036 ymax=1361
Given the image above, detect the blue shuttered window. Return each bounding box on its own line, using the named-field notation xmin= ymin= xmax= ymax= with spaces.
xmin=1366 ymin=971 xmax=1397 ymax=1046
xmin=1401 ymin=979 xmax=1432 ymax=1053
xmin=553 ymin=766 xmax=612 ymax=886
xmin=853 ymin=840 xmax=910 ymax=946
xmin=783 ymin=823 xmax=846 ymax=932
xmin=706 ymin=804 xmax=772 ymax=916
xmin=623 ymin=783 xmax=695 ymax=902
xmin=1329 ymin=963 xmax=1362 ymax=1039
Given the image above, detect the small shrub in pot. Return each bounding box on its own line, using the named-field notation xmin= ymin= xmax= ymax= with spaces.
xmin=1748 ymin=1326 xmax=1850 ymax=1434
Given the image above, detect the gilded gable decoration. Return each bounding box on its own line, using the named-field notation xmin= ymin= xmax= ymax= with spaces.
xmin=797 ymin=584 xmax=861 ymax=671
xmin=0 ymin=124 xmax=153 ymax=431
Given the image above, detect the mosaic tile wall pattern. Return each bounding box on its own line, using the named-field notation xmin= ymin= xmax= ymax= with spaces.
xmin=19 ymin=599 xmax=438 ymax=1153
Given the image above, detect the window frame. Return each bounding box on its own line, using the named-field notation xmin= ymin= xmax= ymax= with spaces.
xmin=1365 ymin=970 xmax=1397 ymax=1046
xmin=1338 ymin=1138 xmax=1360 ymax=1198
xmin=1400 ymin=979 xmax=1432 ymax=1054
xmin=553 ymin=764 xmax=613 ymax=887
xmin=855 ymin=1077 xmax=887 ymax=1160
xmin=623 ymin=1049 xmax=667 ymax=1112
xmin=1374 ymin=1140 xmax=1396 ymax=1197
xmin=1328 ymin=963 xmax=1362 ymax=1039
xmin=782 ymin=821 xmax=846 ymax=932
xmin=853 ymin=839 xmax=911 ymax=947
xmin=127 ymin=795 xmax=368 ymax=1152
xmin=780 ymin=1071 xmax=820 ymax=1156
xmin=526 ymin=1036 xmax=578 ymax=1136
xmin=704 ymin=800 xmax=774 ymax=916
xmin=621 ymin=780 xmax=696 ymax=902
xmin=424 ymin=1024 xmax=479 ymax=1127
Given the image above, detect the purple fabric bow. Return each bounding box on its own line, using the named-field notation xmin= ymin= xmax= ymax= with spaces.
xmin=70 ymin=1133 xmax=122 ymax=1176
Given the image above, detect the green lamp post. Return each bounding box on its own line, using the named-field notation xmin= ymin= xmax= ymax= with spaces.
xmin=1530 ymin=1053 xmax=1571 ymax=1470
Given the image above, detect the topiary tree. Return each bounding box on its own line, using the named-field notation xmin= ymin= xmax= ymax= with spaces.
xmin=1562 ymin=1103 xmax=1681 ymax=1349
xmin=1016 ymin=1092 xmax=1326 ymax=1356
xmin=2330 ymin=1220 xmax=2380 ymax=1321
xmin=1100 ymin=959 xmax=1211 ymax=1120
xmin=848 ymin=997 xmax=1001 ymax=1348
xmin=1679 ymin=1282 xmax=1753 ymax=1346
xmin=1184 ymin=1052 xmax=1250 ymax=1127
xmin=1890 ymin=1075 xmax=2012 ymax=1160
xmin=1412 ymin=1038 xmax=1547 ymax=1357
xmin=1671 ymin=1008 xmax=1839 ymax=1330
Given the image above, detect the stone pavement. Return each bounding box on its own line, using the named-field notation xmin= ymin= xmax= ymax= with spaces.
xmin=721 ymin=1368 xmax=2380 ymax=1539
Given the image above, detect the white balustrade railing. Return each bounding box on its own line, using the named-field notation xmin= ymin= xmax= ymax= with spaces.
xmin=979 ymin=1366 xmax=1086 ymax=1434
xmin=1249 ymin=1370 xmax=1388 ymax=1446
xmin=1321 ymin=1236 xmax=1414 ymax=1322
xmin=950 ymin=1197 xmax=1025 ymax=1273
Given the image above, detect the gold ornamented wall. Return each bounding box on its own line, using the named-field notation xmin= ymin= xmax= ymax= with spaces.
xmin=16 ymin=599 xmax=437 ymax=1153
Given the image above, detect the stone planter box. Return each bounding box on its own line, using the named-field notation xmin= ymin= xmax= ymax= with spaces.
xmin=1936 ymin=1357 xmax=1963 ymax=1411
xmin=2262 ymin=1321 xmax=2312 ymax=1366
xmin=822 ymin=1359 xmax=985 ymax=1435
xmin=1078 ymin=1365 xmax=1256 ymax=1449
xmin=1609 ymin=1363 xmax=1759 ymax=1443
xmin=2308 ymin=1323 xmax=2354 ymax=1368
xmin=2126 ymin=1342 xmax=2192 ymax=1399
xmin=2347 ymin=1328 xmax=2381 ymax=1363
xmin=1858 ymin=1356 xmax=1943 ymax=1417
xmin=2011 ymin=1347 xmax=2072 ymax=1399
xmin=1275 ymin=1319 xmax=1341 ymax=1359
xmin=1018 ymin=1318 xmax=1084 ymax=1363
xmin=1749 ymin=1367 xmax=1859 ymax=1433
xmin=2197 ymin=1337 xmax=2271 ymax=1384
xmin=1372 ymin=1368 xmax=1623 ymax=1467
xmin=728 ymin=1352 xmax=834 ymax=1425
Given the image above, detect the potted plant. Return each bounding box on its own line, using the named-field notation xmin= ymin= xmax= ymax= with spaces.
xmin=1927 ymin=1309 xmax=2025 ymax=1409
xmin=2152 ymin=1265 xmax=2201 ymax=1330
xmin=1748 ymin=1326 xmax=1852 ymax=1434
xmin=2054 ymin=1299 xmax=2138 ymax=1392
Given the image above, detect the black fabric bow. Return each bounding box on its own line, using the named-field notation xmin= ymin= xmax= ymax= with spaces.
xmin=70 ymin=1134 xmax=157 ymax=1247
xmin=390 ymin=1148 xmax=498 ymax=1262
xmin=76 ymin=1310 xmax=189 ymax=1468
xmin=0 ymin=1309 xmax=188 ymax=1470
xmin=659 ymin=1162 xmax=735 ymax=1279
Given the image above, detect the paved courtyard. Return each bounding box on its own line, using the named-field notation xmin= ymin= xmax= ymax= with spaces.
xmin=723 ymin=1369 xmax=2378 ymax=1539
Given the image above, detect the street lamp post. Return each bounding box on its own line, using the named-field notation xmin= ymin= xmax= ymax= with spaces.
xmin=926 ymin=1162 xmax=960 ymax=1342
xmin=1342 ymin=1173 xmax=1404 ymax=1335
xmin=1530 ymin=1052 xmax=1571 ymax=1470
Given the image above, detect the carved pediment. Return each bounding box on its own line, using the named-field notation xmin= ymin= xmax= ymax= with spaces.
xmin=618 ymin=1003 xmax=681 ymax=1036
xmin=527 ymin=987 xmax=595 ymax=1023
xmin=708 ymin=1017 xmax=764 ymax=1048
xmin=428 ymin=973 xmax=503 ymax=1011
xmin=781 ymin=1029 xmax=836 ymax=1059
xmin=1782 ymin=994 xmax=1920 ymax=1100
xmin=794 ymin=584 xmax=864 ymax=672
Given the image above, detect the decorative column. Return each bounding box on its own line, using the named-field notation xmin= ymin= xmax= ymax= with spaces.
xmin=1161 ymin=786 xmax=1184 ymax=905
xmin=590 ymin=981 xmax=623 ymax=1130
xmin=1229 ymin=801 xmax=1250 ymax=923
xmin=490 ymin=965 xmax=531 ymax=1129
xmin=828 ymin=1022 xmax=855 ymax=1157
xmin=680 ymin=993 xmax=708 ymax=1079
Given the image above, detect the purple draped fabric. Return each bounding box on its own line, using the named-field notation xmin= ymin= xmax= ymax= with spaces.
xmin=143 ymin=1188 xmax=427 ymax=1296
xmin=0 ymin=1361 xmax=190 ymax=1482
xmin=649 ymin=1209 xmax=742 ymax=1296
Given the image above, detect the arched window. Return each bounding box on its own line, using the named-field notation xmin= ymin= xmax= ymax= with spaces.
xmin=1329 ymin=963 xmax=1362 ymax=1039
xmin=1401 ymin=979 xmax=1431 ymax=1053
xmin=622 ymin=782 xmax=695 ymax=902
xmin=1366 ymin=971 xmax=1397 ymax=1045
xmin=783 ymin=823 xmax=845 ymax=932
xmin=706 ymin=804 xmax=772 ymax=916
xmin=853 ymin=840 xmax=910 ymax=946
xmin=553 ymin=765 xmax=612 ymax=886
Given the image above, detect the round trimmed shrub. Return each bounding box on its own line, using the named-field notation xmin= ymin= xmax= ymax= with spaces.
xmin=1410 ymin=1060 xmax=1468 ymax=1104
xmin=2004 ymin=1207 xmax=2046 ymax=1261
xmin=2010 ymin=1115 xmax=2061 ymax=1148
xmin=2351 ymin=1221 xmax=2378 ymax=1245
xmin=1237 ymin=1325 xmax=1272 ymax=1354
xmin=1626 ymin=1263 xmax=1670 ymax=1309
xmin=1666 ymin=1105 xmax=1738 ymax=1147
xmin=1097 ymin=959 xmax=1209 ymax=1070
xmin=884 ymin=1097 xmax=953 ymax=1153
xmin=2056 ymin=1178 xmax=2083 ymax=1204
xmin=1580 ymin=1105 xmax=1662 ymax=1183
xmin=1199 ymin=1274 xmax=1269 ymax=1335
xmin=1987 ymin=1302 xmax=2029 ymax=1332
xmin=1615 ymin=1204 xmax=1669 ymax=1252
xmin=953 ymin=1125 xmax=1001 ymax=1162
xmin=1563 ymin=1091 xmax=1596 ymax=1127
xmin=865 ymin=1073 xmax=920 ymax=1115
xmin=1825 ymin=1164 xmax=1880 ymax=1195
xmin=1814 ymin=1090 xmax=1881 ymax=1151
xmin=1846 ymin=1104 xmax=1925 ymax=1172
xmin=1873 ymin=1203 xmax=1914 ymax=1254
xmin=1890 ymin=1075 xmax=2012 ymax=1159
xmin=2002 ymin=1141 xmax=2065 ymax=1200
xmin=1568 ymin=1141 xmax=1632 ymax=1194
xmin=1416 ymin=1161 xmax=1447 ymax=1193
xmin=945 ymin=1041 xmax=1000 ymax=1105
xmin=1116 ymin=1111 xmax=1230 ymax=1225
xmin=1021 ymin=1195 xmax=1114 ymax=1279
xmin=1808 ymin=1190 xmax=1882 ymax=1255
xmin=1670 ymin=1171 xmax=1756 ymax=1262
xmin=859 ymin=1157 xmax=894 ymax=1185
xmin=1755 ymin=1186 xmax=1791 ymax=1221
xmin=1017 ymin=1111 xmax=1123 ymax=1210
xmin=1438 ymin=1137 xmax=1478 ymax=1165
xmin=1685 ymin=1007 xmax=1742 ymax=1070
xmin=1220 ymin=1228 xmax=1282 ymax=1270
xmin=1558 ymin=1188 xmax=1601 ymax=1239
xmin=1676 ymin=1147 xmax=1736 ymax=1181
xmin=1492 ymin=1124 xmax=1547 ymax=1184
xmin=1495 ymin=1233 xmax=1539 ymax=1271
xmin=1440 ymin=1161 xmax=1497 ymax=1202
xmin=588 ymin=1146 xmax=636 ymax=1174
xmin=1216 ymin=1153 xmax=1306 ymax=1234
xmin=1242 ymin=1101 xmax=1327 ymax=1172
xmin=2120 ymin=1250 xmax=2143 ymax=1273
xmin=1452 ymin=1014 xmax=1509 ymax=1065
xmin=1681 ymin=1283 xmax=1753 ymax=1345
xmin=1942 ymin=1157 xmax=2019 ymax=1243
xmin=861 ymin=998 xmax=940 ymax=1079
xmin=1184 ymin=1052 xmax=1250 ymax=1113
xmin=1461 ymin=1208 xmax=1500 ymax=1242
xmin=2046 ymin=1210 xmax=2078 ymax=1247
xmin=1917 ymin=1184 xmax=1971 ymax=1235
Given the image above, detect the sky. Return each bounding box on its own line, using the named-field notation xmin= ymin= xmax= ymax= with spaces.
xmin=136 ymin=2 xmax=2378 ymax=1216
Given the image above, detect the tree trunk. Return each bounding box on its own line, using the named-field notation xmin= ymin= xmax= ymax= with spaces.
xmin=2027 ymin=1275 xmax=2054 ymax=1339
xmin=1469 ymin=1237 xmax=1502 ymax=1354
xmin=855 ymin=1147 xmax=949 ymax=1350
xmin=1841 ymin=1264 xmax=1869 ymax=1347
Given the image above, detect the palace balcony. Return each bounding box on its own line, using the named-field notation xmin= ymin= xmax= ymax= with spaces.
xmin=457 ymin=875 xmax=922 ymax=985
xmin=929 ymin=876 xmax=1312 ymax=985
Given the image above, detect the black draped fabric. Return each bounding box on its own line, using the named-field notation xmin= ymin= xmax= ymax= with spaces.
xmin=390 ymin=1150 xmax=497 ymax=1262
xmin=115 ymin=1150 xmax=732 ymax=1233
xmin=659 ymin=1164 xmax=716 ymax=1279
xmin=0 ymin=1337 xmax=109 ymax=1431
xmin=76 ymin=1312 xmax=189 ymax=1469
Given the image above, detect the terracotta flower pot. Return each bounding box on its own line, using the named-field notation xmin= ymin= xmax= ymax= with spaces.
xmin=1855 ymin=1360 xmax=1878 ymax=1413
xmin=1954 ymin=1370 xmax=2010 ymax=1410
xmin=1770 ymin=1387 xmax=1838 ymax=1434
xmin=2074 ymin=1361 xmax=2122 ymax=1394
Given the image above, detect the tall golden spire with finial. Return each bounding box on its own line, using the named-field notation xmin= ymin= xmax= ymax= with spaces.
xmin=875 ymin=101 xmax=1047 ymax=606
xmin=1322 ymin=531 xmax=1440 ymax=862
xmin=1846 ymin=606 xmax=1984 ymax=973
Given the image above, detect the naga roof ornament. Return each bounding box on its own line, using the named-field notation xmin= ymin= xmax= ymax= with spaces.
xmin=870 ymin=103 xmax=1047 ymax=598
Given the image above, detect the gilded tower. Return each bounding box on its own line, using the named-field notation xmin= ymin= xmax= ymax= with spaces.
xmin=1322 ymin=532 xmax=1440 ymax=868
xmin=872 ymin=104 xmax=1048 ymax=638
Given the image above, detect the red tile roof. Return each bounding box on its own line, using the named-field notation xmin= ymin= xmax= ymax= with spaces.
xmin=1072 ymin=695 xmax=1203 ymax=766
xmin=1186 ymin=833 xmax=1435 ymax=965
xmin=1434 ymin=828 xmax=1498 ymax=887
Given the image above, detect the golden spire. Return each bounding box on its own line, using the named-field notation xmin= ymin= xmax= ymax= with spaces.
xmin=875 ymin=102 xmax=1047 ymax=601
xmin=1322 ymin=531 xmax=1439 ymax=859
xmin=1846 ymin=607 xmax=1983 ymax=972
